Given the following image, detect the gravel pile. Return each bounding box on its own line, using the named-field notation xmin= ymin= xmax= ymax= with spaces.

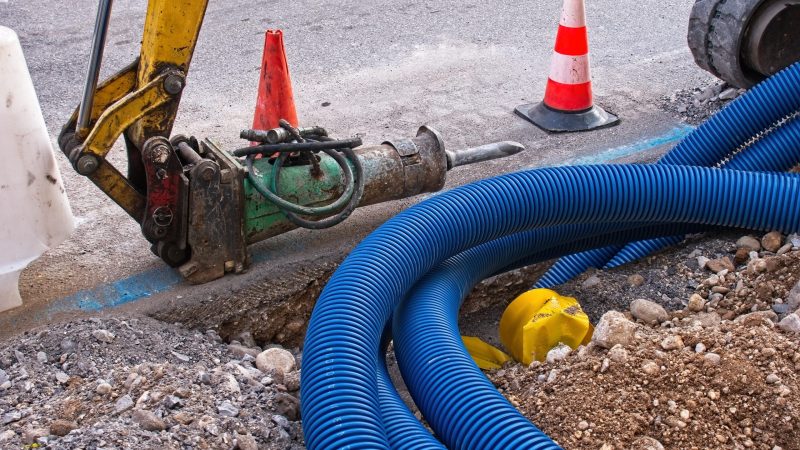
xmin=491 ymin=231 xmax=800 ymax=450
xmin=660 ymin=81 xmax=744 ymax=125
xmin=0 ymin=317 xmax=303 ymax=449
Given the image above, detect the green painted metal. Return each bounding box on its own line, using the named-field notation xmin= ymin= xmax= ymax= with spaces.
xmin=243 ymin=154 xmax=347 ymax=243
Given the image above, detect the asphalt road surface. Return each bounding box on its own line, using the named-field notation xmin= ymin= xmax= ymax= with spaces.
xmin=0 ymin=0 xmax=713 ymax=338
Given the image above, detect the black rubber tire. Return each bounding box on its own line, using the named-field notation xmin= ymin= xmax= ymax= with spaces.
xmin=688 ymin=0 xmax=765 ymax=88
xmin=688 ymin=0 xmax=722 ymax=77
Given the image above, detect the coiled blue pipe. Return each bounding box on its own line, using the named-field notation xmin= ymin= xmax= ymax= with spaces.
xmin=301 ymin=164 xmax=800 ymax=449
xmin=537 ymin=61 xmax=800 ymax=285
xmin=393 ymin=223 xmax=712 ymax=449
xmin=604 ymin=113 xmax=800 ymax=269
xmin=377 ymin=329 xmax=445 ymax=449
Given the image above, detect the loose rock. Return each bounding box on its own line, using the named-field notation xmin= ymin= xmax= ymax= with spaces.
xmin=592 ymin=311 xmax=638 ymax=349
xmin=132 ymin=409 xmax=166 ymax=432
xmin=660 ymin=335 xmax=684 ymax=351
xmin=687 ymin=294 xmax=706 ymax=312
xmin=762 ymin=231 xmax=783 ymax=253
xmin=49 ymin=419 xmax=77 ymax=436
xmin=737 ymin=236 xmax=761 ymax=252
xmin=630 ymin=299 xmax=668 ymax=325
xmin=255 ymin=348 xmax=296 ymax=375
xmin=92 ymin=329 xmax=115 ymax=343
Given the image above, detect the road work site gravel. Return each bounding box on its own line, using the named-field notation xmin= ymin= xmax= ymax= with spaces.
xmin=3 ymin=230 xmax=800 ymax=450
xmin=0 ymin=318 xmax=304 ymax=449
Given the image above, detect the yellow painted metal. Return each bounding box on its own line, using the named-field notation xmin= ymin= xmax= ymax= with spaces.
xmin=461 ymin=336 xmax=513 ymax=370
xmin=88 ymin=161 xmax=146 ymax=219
xmin=126 ymin=0 xmax=209 ymax=147
xmin=499 ymin=289 xmax=593 ymax=365
xmin=82 ymin=72 xmax=175 ymax=159
xmin=72 ymin=61 xmax=139 ymax=139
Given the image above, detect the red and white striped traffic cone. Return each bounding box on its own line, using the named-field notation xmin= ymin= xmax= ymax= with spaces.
xmin=515 ymin=0 xmax=618 ymax=132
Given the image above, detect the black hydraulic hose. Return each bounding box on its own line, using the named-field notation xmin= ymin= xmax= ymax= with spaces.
xmin=233 ymin=137 xmax=363 ymax=157
xmin=274 ymin=146 xmax=366 ymax=230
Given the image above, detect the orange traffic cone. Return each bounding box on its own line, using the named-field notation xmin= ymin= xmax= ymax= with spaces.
xmin=515 ymin=0 xmax=618 ymax=132
xmin=252 ymin=30 xmax=299 ymax=132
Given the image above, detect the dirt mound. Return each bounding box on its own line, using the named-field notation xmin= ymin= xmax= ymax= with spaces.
xmin=491 ymin=234 xmax=800 ymax=450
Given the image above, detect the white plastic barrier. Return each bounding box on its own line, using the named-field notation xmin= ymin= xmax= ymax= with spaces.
xmin=0 ymin=26 xmax=75 ymax=312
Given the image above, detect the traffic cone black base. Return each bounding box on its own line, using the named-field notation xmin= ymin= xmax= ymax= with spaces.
xmin=515 ymin=102 xmax=619 ymax=133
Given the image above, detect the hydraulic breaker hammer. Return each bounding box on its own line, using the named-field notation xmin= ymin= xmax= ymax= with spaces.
xmin=58 ymin=0 xmax=524 ymax=284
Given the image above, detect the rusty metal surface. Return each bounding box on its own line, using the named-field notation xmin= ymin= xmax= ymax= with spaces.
xmin=178 ymin=139 xmax=247 ymax=284
xmin=140 ymin=137 xmax=188 ymax=254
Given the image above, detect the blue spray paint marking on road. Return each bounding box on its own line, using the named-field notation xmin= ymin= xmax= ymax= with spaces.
xmin=49 ymin=267 xmax=183 ymax=313
xmin=39 ymin=124 xmax=697 ymax=315
xmin=564 ymin=124 xmax=695 ymax=166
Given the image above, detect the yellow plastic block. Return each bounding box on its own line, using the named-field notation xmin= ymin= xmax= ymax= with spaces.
xmin=461 ymin=336 xmax=513 ymax=370
xmin=499 ymin=289 xmax=592 ymax=365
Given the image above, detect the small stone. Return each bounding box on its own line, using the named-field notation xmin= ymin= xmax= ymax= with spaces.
xmin=0 ymin=369 xmax=7 ymax=384
xmin=737 ymin=236 xmax=761 ymax=252
xmin=227 ymin=344 xmax=261 ymax=359
xmin=55 ymin=371 xmax=70 ymax=384
xmin=697 ymin=256 xmax=710 ymax=270
xmin=695 ymin=343 xmax=707 ymax=353
xmin=631 ymin=436 xmax=665 ymax=450
xmin=60 ymin=338 xmax=77 ymax=353
xmin=691 ymin=312 xmax=722 ymax=328
xmin=2 ymin=411 xmax=22 ymax=425
xmin=272 ymin=414 xmax=290 ymax=429
xmin=630 ymin=299 xmax=668 ymax=325
xmin=582 ymin=275 xmax=601 ymax=289
xmin=718 ymin=87 xmax=738 ymax=100
xmin=627 ymin=274 xmax=645 ymax=287
xmin=256 ymin=348 xmax=296 ymax=375
xmin=92 ymin=329 xmax=115 ymax=343
xmin=198 ymin=371 xmax=212 ymax=385
xmin=786 ymin=281 xmax=800 ymax=312
xmin=132 ymin=409 xmax=166 ymax=432
xmin=600 ymin=358 xmax=610 ymax=373
xmin=735 ymin=310 xmax=778 ymax=327
xmin=734 ymin=247 xmax=750 ymax=264
xmin=687 ymin=294 xmax=706 ymax=312
xmin=49 ymin=419 xmax=78 ymax=436
xmin=704 ymin=353 xmax=721 ymax=366
xmin=173 ymin=411 xmax=194 ymax=425
xmin=773 ymin=304 xmax=791 ymax=315
xmin=679 ymin=409 xmax=691 ymax=420
xmin=642 ymin=360 xmax=660 ymax=375
xmin=777 ymin=243 xmax=793 ymax=255
xmin=96 ymin=381 xmax=112 ymax=395
xmin=778 ymin=313 xmax=800 ymax=333
xmin=0 ymin=430 xmax=15 ymax=442
xmin=706 ymin=257 xmax=735 ymax=273
xmin=115 ymin=394 xmax=134 ymax=414
xmin=608 ymin=345 xmax=628 ymax=363
xmin=592 ymin=311 xmax=638 ymax=349
xmin=766 ymin=373 xmax=781 ymax=384
xmin=22 ymin=427 xmax=48 ymax=444
xmin=36 ymin=352 xmax=48 ymax=364
xmin=170 ymin=351 xmax=191 ymax=363
xmin=577 ymin=420 xmax=589 ymax=430
xmin=545 ymin=343 xmax=572 ymax=364
xmin=762 ymin=231 xmax=783 ymax=253
xmin=274 ymin=393 xmax=300 ymax=421
xmin=217 ymin=400 xmax=239 ymax=418
xmin=163 ymin=395 xmax=182 ymax=409
xmin=236 ymin=432 xmax=259 ymax=450
xmin=660 ymin=335 xmax=684 ymax=351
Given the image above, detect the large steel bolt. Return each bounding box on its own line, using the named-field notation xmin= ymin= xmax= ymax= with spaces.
xmin=76 ymin=154 xmax=100 ymax=175
xmin=164 ymin=74 xmax=185 ymax=95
